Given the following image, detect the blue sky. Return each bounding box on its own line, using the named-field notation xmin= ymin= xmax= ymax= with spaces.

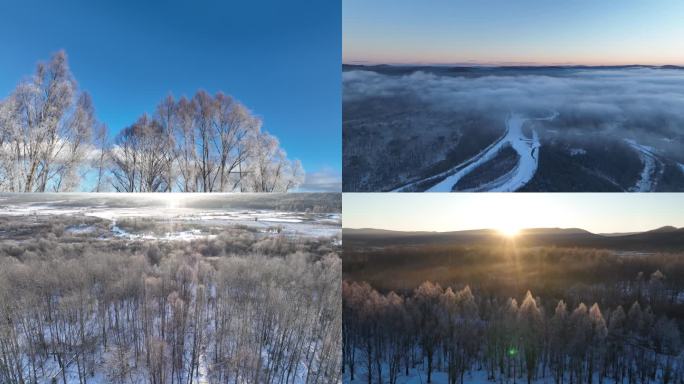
xmin=343 ymin=193 xmax=684 ymax=233
xmin=344 ymin=0 xmax=684 ymax=65
xmin=0 ymin=0 xmax=341 ymax=190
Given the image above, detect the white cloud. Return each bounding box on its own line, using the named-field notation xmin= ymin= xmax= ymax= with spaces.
xmin=295 ymin=166 xmax=341 ymax=192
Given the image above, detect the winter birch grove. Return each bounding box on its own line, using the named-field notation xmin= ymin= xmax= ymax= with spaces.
xmin=0 ymin=51 xmax=304 ymax=192
xmin=342 ymin=278 xmax=684 ymax=384
xmin=0 ymin=213 xmax=342 ymax=384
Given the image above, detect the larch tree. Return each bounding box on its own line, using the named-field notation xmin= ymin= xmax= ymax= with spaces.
xmin=519 ymin=291 xmax=544 ymax=384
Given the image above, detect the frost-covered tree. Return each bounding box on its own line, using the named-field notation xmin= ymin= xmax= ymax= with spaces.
xmin=519 ymin=291 xmax=544 ymax=384
xmin=0 ymin=224 xmax=341 ymax=383
xmin=606 ymin=305 xmax=627 ymax=382
xmin=110 ymin=115 xmax=169 ymax=192
xmin=411 ymin=281 xmax=444 ymax=383
xmin=0 ymin=51 xmax=305 ymax=192
xmin=110 ymin=91 xmax=304 ymax=192
xmin=342 ymin=280 xmax=684 ymax=384
xmin=0 ymin=51 xmax=96 ymax=191
xmin=587 ymin=303 xmax=607 ymax=384
xmin=550 ymin=300 xmax=569 ymax=384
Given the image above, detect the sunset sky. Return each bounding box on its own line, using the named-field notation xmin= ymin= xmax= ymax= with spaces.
xmin=344 ymin=0 xmax=684 ymax=66
xmin=343 ymin=194 xmax=684 ymax=234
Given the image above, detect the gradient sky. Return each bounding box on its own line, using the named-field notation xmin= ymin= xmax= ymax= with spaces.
xmin=343 ymin=194 xmax=684 ymax=234
xmin=344 ymin=0 xmax=684 ymax=65
xmin=0 ymin=0 xmax=341 ymax=190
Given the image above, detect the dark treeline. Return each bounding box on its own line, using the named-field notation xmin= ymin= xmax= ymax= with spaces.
xmin=343 ymin=244 xmax=684 ymax=298
xmin=343 ymin=278 xmax=683 ymax=384
xmin=0 ymin=218 xmax=341 ymax=383
xmin=0 ymin=51 xmax=303 ymax=192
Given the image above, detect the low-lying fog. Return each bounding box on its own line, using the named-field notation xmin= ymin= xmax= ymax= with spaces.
xmin=345 ymin=67 xmax=684 ymax=154
xmin=343 ymin=67 xmax=684 ymax=191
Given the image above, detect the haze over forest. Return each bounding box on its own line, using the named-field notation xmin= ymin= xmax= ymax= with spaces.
xmin=343 ymin=223 xmax=684 ymax=384
xmin=343 ymin=192 xmax=684 ymax=383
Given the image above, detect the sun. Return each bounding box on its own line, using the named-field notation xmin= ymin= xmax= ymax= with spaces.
xmin=497 ymin=225 xmax=520 ymax=238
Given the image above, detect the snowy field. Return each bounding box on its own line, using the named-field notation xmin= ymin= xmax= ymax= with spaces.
xmin=0 ymin=193 xmax=341 ymax=239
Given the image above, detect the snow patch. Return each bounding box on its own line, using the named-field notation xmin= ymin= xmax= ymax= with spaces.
xmin=569 ymin=148 xmax=587 ymax=156
xmin=625 ymin=139 xmax=663 ymax=192
xmin=65 ymin=224 xmax=97 ymax=234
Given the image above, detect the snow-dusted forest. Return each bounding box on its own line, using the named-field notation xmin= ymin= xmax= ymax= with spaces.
xmin=0 ymin=51 xmax=303 ymax=193
xmin=0 ymin=194 xmax=341 ymax=383
xmin=343 ymin=278 xmax=682 ymax=384
xmin=342 ymin=225 xmax=684 ymax=384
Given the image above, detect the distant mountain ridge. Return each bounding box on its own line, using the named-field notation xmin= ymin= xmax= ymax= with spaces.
xmin=342 ymin=64 xmax=684 ymax=78
xmin=343 ymin=63 xmax=684 ymax=71
xmin=344 ymin=226 xmax=684 ymax=251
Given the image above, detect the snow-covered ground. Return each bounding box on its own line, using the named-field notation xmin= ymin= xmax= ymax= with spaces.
xmin=110 ymin=219 xmax=213 ymax=241
xmin=394 ymin=112 xmax=558 ymax=192
xmin=0 ymin=197 xmax=341 ymax=239
xmin=624 ymin=139 xmax=664 ymax=192
xmin=345 ymin=358 xmax=654 ymax=384
xmin=345 ymin=367 xmax=628 ymax=384
xmin=65 ymin=223 xmax=98 ymax=235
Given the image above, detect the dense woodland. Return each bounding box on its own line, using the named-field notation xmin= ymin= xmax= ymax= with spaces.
xmin=0 ymin=215 xmax=341 ymax=383
xmin=343 ymin=278 xmax=683 ymax=384
xmin=0 ymin=51 xmax=303 ymax=192
xmin=343 ymin=240 xmax=684 ymax=384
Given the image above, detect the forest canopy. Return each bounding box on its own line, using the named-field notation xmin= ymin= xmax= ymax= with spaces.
xmin=343 ymin=232 xmax=684 ymax=384
xmin=0 ymin=212 xmax=341 ymax=383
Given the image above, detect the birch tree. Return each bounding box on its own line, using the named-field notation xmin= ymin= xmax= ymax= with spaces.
xmin=0 ymin=51 xmax=95 ymax=191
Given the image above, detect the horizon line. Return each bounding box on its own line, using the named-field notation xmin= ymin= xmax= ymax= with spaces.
xmin=343 ymin=225 xmax=680 ymax=234
xmin=343 ymin=61 xmax=684 ymax=68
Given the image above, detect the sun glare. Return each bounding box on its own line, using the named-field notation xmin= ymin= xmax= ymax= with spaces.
xmin=153 ymin=193 xmax=188 ymax=209
xmin=498 ymin=225 xmax=520 ymax=238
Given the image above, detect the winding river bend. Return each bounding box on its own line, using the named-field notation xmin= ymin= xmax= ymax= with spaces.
xmin=393 ymin=112 xmax=558 ymax=192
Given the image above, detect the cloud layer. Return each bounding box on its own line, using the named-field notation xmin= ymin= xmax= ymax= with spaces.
xmin=344 ymin=68 xmax=684 ymax=149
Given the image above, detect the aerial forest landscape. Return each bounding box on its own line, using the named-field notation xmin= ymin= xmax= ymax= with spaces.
xmin=343 ymin=0 xmax=684 ymax=192
xmin=343 ymin=65 xmax=684 ymax=192
xmin=342 ymin=194 xmax=684 ymax=384
xmin=0 ymin=193 xmax=342 ymax=383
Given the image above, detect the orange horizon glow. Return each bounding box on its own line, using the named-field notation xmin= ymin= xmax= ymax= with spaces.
xmin=342 ymin=194 xmax=684 ymax=235
xmin=344 ymin=0 xmax=684 ymax=69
